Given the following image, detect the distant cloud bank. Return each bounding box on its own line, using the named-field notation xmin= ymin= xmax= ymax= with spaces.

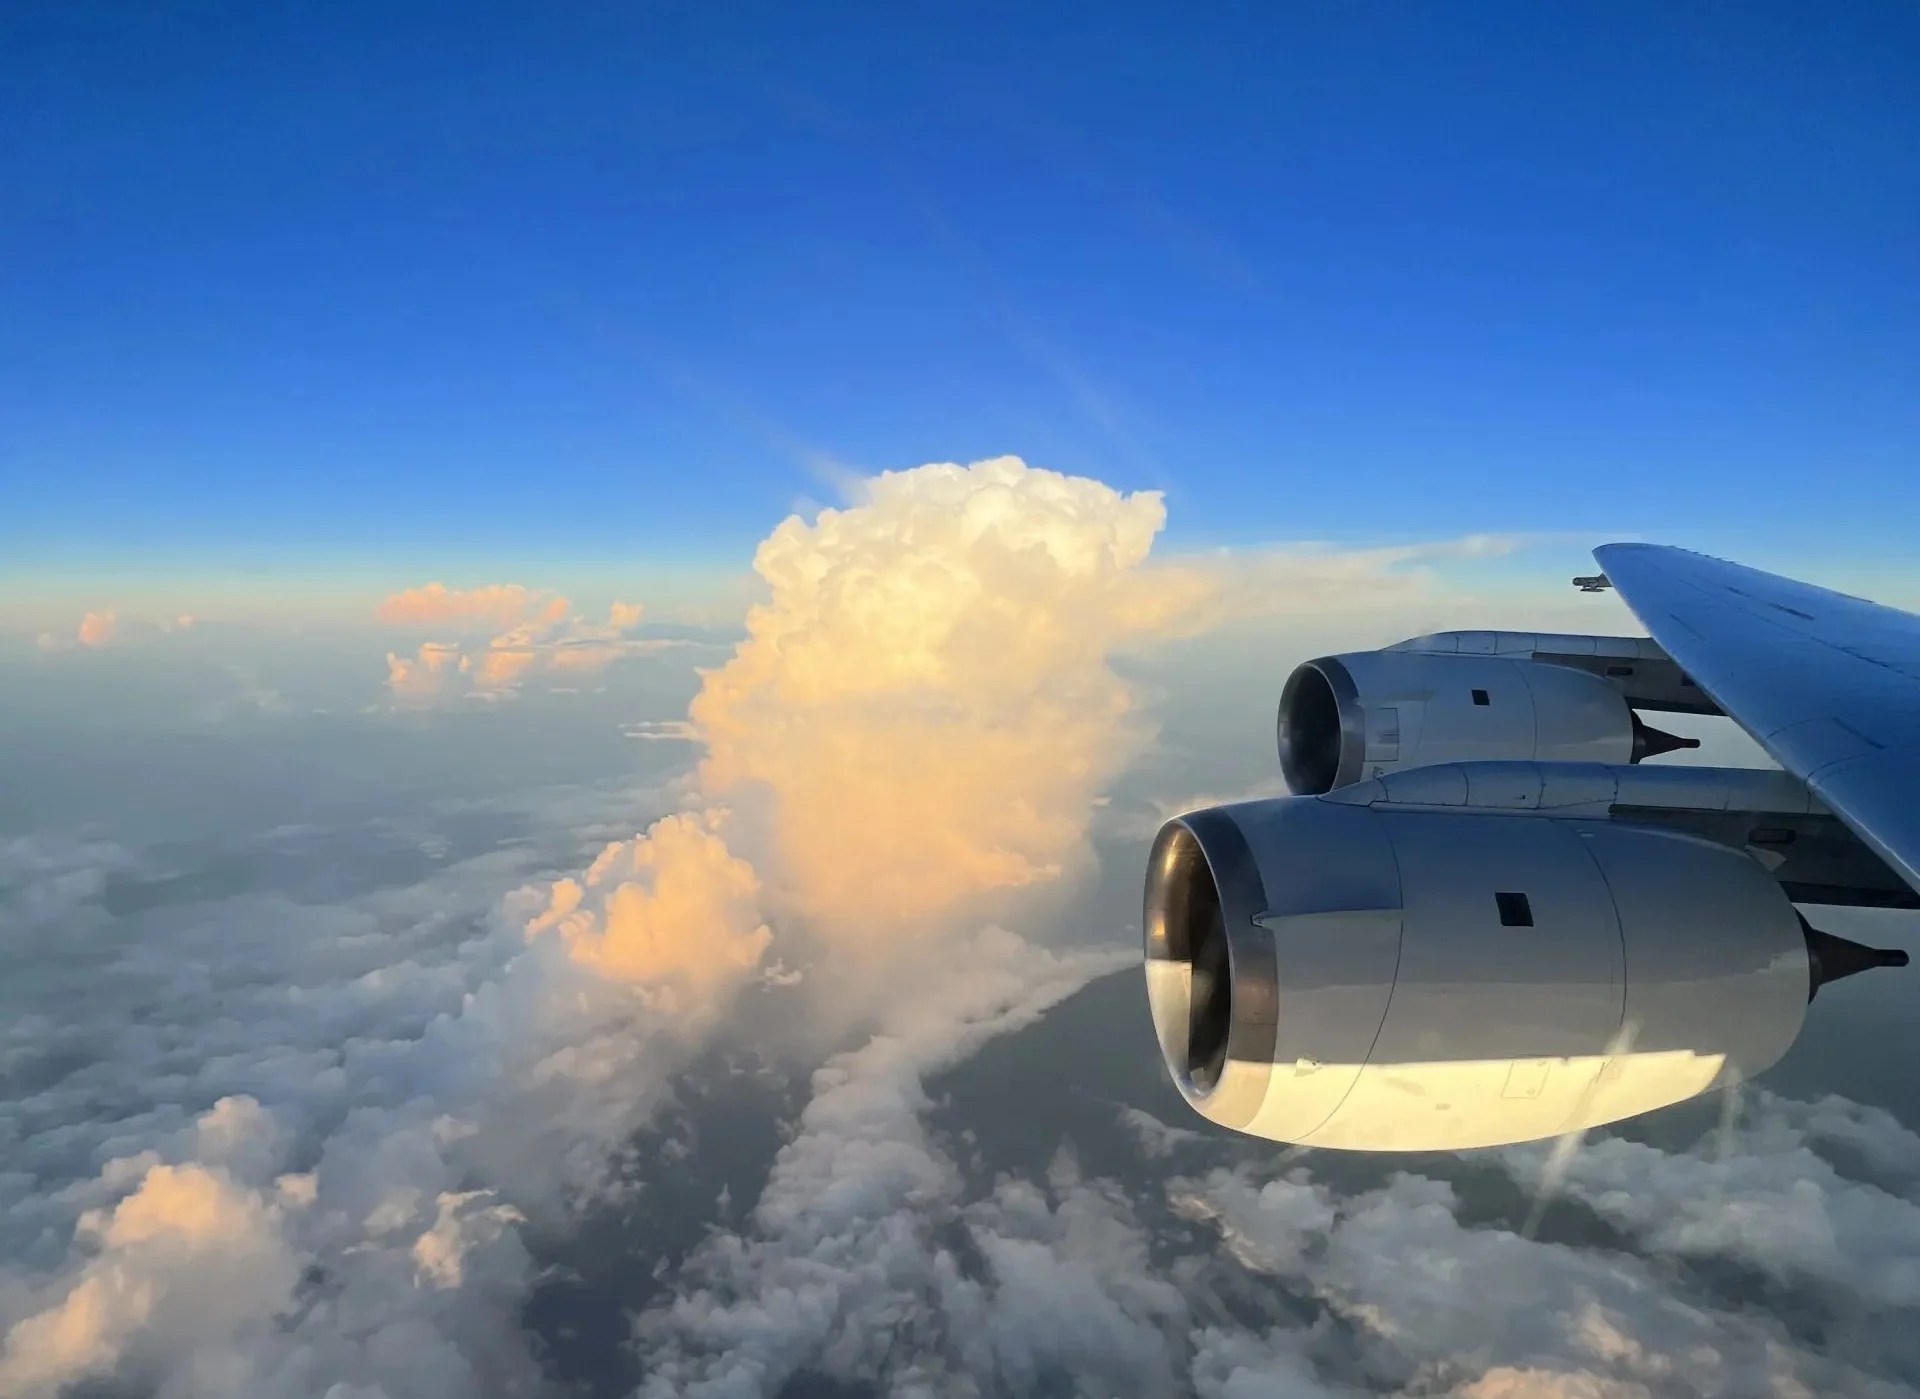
xmin=379 ymin=587 xmax=654 ymax=700
xmin=35 ymin=610 xmax=196 ymax=651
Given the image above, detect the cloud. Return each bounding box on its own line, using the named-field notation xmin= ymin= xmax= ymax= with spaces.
xmin=1105 ymin=774 xmax=1296 ymax=842
xmin=1164 ymin=1161 xmax=1900 ymax=1397
xmin=523 ymin=811 xmax=771 ymax=1008
xmin=637 ymin=988 xmax=1920 ymax=1399
xmin=34 ymin=611 xmax=199 ymax=651
xmin=1166 ymin=534 xmax=1529 ymax=631
xmin=635 ymin=928 xmax=1131 ymax=1396
xmin=0 ymin=1104 xmax=302 ymax=1399
xmin=1115 ymin=1107 xmax=1212 ymax=1162
xmin=1188 ymin=1326 xmax=1348 ymax=1399
xmin=954 ymin=1156 xmax=1197 ymax=1396
xmin=76 ymin=611 xmax=119 ymax=648
xmin=0 ymin=833 xmax=140 ymax=938
xmin=375 ymin=583 xmax=570 ymax=633
xmin=380 ymin=588 xmax=674 ymax=702
xmin=0 ymin=811 xmax=759 ymax=1398
xmin=1499 ymin=1089 xmax=1920 ymax=1311
xmin=624 ymin=720 xmax=700 ymax=743
xmin=691 ymin=454 xmax=1213 ymax=932
xmin=386 ymin=639 xmax=467 ymax=697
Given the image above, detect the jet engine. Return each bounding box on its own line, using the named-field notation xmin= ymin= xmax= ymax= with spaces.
xmin=1277 ymin=647 xmax=1696 ymax=795
xmin=1144 ymin=796 xmax=1818 ymax=1151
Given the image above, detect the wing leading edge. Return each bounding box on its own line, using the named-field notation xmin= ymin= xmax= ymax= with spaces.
xmin=1596 ymin=543 xmax=1920 ymax=898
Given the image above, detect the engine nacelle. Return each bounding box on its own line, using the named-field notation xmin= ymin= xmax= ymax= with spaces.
xmin=1143 ymin=797 xmax=1810 ymax=1151
xmin=1277 ymin=648 xmax=1691 ymax=795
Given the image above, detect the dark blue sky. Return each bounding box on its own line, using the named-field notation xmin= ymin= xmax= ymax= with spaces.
xmin=4 ymin=1 xmax=1916 ymax=580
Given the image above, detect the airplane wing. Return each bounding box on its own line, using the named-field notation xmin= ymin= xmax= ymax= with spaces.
xmin=1596 ymin=542 xmax=1920 ymax=898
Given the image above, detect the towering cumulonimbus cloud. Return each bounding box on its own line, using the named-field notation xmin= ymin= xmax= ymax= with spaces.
xmin=632 ymin=458 xmax=1235 ymax=1390
xmin=692 ymin=455 xmax=1212 ymax=930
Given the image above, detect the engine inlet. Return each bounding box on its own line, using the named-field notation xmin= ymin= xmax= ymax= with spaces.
xmin=1144 ymin=822 xmax=1233 ymax=1089
xmin=1143 ymin=808 xmax=1286 ymax=1113
xmin=1277 ymin=657 xmax=1361 ymax=794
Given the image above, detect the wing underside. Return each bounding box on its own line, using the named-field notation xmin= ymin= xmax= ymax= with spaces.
xmin=1595 ymin=543 xmax=1920 ymax=897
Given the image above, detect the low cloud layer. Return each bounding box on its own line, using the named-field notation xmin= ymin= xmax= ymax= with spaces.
xmin=636 ymin=928 xmax=1133 ymax=1396
xmin=638 ymin=1041 xmax=1920 ymax=1397
xmin=1500 ymin=1090 xmax=1920 ymax=1315
xmin=0 ymin=808 xmax=772 ymax=1397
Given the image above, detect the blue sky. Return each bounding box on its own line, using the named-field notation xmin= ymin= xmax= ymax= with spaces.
xmin=4 ymin=1 xmax=1916 ymax=589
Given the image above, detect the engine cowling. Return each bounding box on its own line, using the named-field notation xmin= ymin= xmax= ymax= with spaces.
xmin=1277 ymin=649 xmax=1691 ymax=795
xmin=1143 ymin=796 xmax=1810 ymax=1151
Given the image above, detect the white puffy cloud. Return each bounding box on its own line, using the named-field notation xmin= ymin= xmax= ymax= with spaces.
xmin=0 ymin=811 xmax=757 ymax=1398
xmin=523 ymin=811 xmax=770 ymax=1009
xmin=692 ymin=454 xmax=1212 ymax=932
xmin=1773 ymin=1093 xmax=1920 ymax=1193
xmin=410 ymin=1189 xmax=530 ymax=1291
xmin=637 ymin=1013 xmax=1920 ymax=1399
xmin=0 ymin=1102 xmax=302 ymax=1399
xmin=1499 ymin=1091 xmax=1920 ymax=1311
xmin=952 ymin=1157 xmax=1197 ymax=1396
xmin=1117 ymin=1106 xmax=1209 ymax=1159
xmin=636 ymin=928 xmax=1132 ymax=1396
xmin=1168 ymin=1162 xmax=1902 ymax=1397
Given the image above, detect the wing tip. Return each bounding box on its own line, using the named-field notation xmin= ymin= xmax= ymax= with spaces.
xmin=1592 ymin=541 xmax=1640 ymax=569
xmin=1594 ymin=541 xmax=1691 ymax=568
